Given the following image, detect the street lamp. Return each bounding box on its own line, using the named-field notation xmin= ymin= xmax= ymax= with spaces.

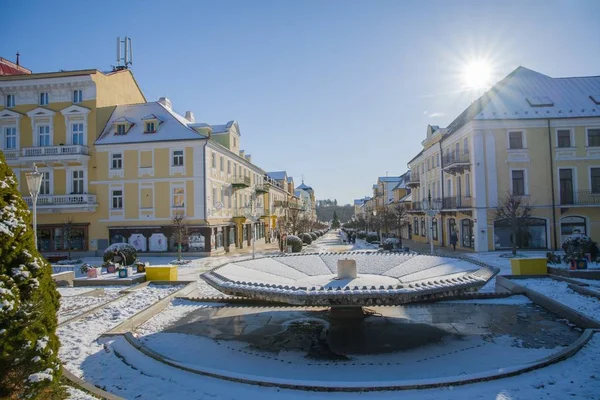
xmin=244 ymin=194 xmax=261 ymax=259
xmin=26 ymin=163 xmax=44 ymax=250
xmin=424 ymin=190 xmax=439 ymax=255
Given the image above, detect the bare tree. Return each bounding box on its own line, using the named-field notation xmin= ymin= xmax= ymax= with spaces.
xmin=391 ymin=204 xmax=409 ymax=248
xmin=172 ymin=211 xmax=189 ymax=261
xmin=378 ymin=208 xmax=397 ymax=239
xmin=62 ymin=218 xmax=74 ymax=260
xmin=495 ymin=193 xmax=534 ymax=256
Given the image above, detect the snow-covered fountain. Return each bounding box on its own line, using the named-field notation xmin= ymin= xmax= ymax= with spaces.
xmin=201 ymin=251 xmax=498 ymax=318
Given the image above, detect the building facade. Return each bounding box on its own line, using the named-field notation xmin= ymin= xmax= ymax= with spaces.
xmin=407 ymin=67 xmax=600 ymax=252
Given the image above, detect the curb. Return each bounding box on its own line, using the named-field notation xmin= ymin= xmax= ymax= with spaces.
xmin=114 ymin=329 xmax=594 ymax=392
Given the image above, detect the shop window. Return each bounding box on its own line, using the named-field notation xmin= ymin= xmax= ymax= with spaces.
xmin=462 ymin=219 xmax=474 ymax=248
xmin=494 ymin=218 xmax=547 ymax=250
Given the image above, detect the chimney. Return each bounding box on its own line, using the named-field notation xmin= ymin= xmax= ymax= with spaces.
xmin=185 ymin=111 xmax=195 ymax=123
xmin=158 ymin=97 xmax=172 ymax=110
xmin=239 ymin=150 xmax=245 ymax=158
xmin=16 ymin=52 xmax=20 ymax=67
xmin=245 ymin=154 xmax=252 ymax=163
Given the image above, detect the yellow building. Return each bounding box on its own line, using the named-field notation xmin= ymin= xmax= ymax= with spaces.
xmin=0 ymin=68 xmax=145 ymax=253
xmin=407 ymin=67 xmax=600 ymax=252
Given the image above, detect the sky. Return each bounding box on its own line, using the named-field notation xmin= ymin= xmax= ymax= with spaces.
xmin=3 ymin=0 xmax=600 ymax=204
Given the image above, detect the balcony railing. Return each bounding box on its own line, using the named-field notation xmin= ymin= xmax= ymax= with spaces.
xmin=21 ymin=145 xmax=89 ymax=158
xmin=1 ymin=149 xmax=19 ymax=160
xmin=407 ymin=175 xmax=420 ymax=186
xmin=255 ymin=183 xmax=270 ymax=193
xmin=442 ymin=196 xmax=473 ymax=209
xmin=23 ymin=194 xmax=97 ymax=208
xmin=443 ymin=150 xmax=470 ymax=174
xmin=560 ymin=190 xmax=600 ymax=206
xmin=274 ymin=200 xmax=287 ymax=208
xmin=411 ymin=201 xmax=423 ymax=211
xmin=231 ymin=175 xmax=251 ymax=188
xmin=289 ymin=201 xmax=303 ymax=210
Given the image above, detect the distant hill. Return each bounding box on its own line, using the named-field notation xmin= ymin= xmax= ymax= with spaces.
xmin=316 ymin=199 xmax=353 ymax=223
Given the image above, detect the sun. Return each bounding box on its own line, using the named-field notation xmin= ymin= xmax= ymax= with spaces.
xmin=463 ymin=59 xmax=492 ymax=89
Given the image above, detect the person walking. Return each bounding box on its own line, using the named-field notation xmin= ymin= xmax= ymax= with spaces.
xmin=450 ymin=230 xmax=458 ymax=251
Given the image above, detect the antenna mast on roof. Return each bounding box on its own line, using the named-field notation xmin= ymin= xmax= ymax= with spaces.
xmin=114 ymin=36 xmax=133 ymax=71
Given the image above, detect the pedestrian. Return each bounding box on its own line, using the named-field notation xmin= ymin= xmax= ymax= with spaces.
xmin=450 ymin=230 xmax=458 ymax=251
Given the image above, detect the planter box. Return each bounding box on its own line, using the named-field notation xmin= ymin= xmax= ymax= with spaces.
xmin=136 ymin=263 xmax=147 ymax=273
xmin=106 ymin=264 xmax=117 ymax=274
xmin=86 ymin=268 xmax=102 ymax=279
xmin=146 ymin=265 xmax=178 ymax=281
xmin=118 ymin=267 xmax=134 ymax=278
xmin=510 ymin=258 xmax=547 ymax=275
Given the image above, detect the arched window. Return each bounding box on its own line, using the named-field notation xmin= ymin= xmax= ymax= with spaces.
xmin=421 ymin=217 xmax=426 ymax=237
xmin=432 ymin=218 xmax=438 ymax=241
xmin=448 ymin=218 xmax=456 ymax=241
xmin=494 ymin=218 xmax=547 ymax=250
xmin=461 ymin=219 xmax=474 ymax=248
xmin=560 ymin=216 xmax=587 ymax=244
xmin=414 ymin=217 xmax=419 ymax=235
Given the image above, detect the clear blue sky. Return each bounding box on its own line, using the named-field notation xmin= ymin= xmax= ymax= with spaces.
xmin=3 ymin=0 xmax=600 ymax=204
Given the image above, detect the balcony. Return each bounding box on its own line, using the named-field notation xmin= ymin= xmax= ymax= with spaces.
xmin=442 ymin=196 xmax=473 ymax=209
xmin=560 ymin=190 xmax=600 ymax=207
xmin=138 ymin=166 xmax=155 ymax=177
xmin=23 ymin=194 xmax=97 ymax=213
xmin=1 ymin=149 xmax=19 ymax=162
xmin=289 ymin=200 xmax=303 ymax=210
xmin=274 ymin=200 xmax=288 ymax=208
xmin=407 ymin=175 xmax=420 ymax=187
xmin=409 ymin=201 xmax=423 ymax=211
xmin=442 ymin=150 xmax=470 ymax=175
xmin=255 ymin=182 xmax=270 ymax=194
xmin=231 ymin=175 xmax=251 ymax=188
xmin=21 ymin=145 xmax=90 ymax=164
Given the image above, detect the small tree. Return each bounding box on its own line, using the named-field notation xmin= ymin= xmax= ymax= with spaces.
xmin=391 ymin=204 xmax=408 ymax=248
xmin=331 ymin=211 xmax=341 ymax=229
xmin=172 ymin=211 xmax=188 ymax=261
xmin=62 ymin=218 xmax=74 ymax=260
xmin=495 ymin=193 xmax=534 ymax=256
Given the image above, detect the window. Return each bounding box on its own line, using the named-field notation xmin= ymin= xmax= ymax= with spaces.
xmin=427 ymin=158 xmax=430 ymax=171
xmin=465 ymin=173 xmax=471 ymax=197
xmin=511 ymin=170 xmax=525 ymax=195
xmin=462 ymin=219 xmax=474 ymax=248
xmin=592 ymin=168 xmax=600 ymax=194
xmin=72 ymin=123 xmax=84 ymax=145
xmin=421 ymin=217 xmax=426 ymax=237
xmin=72 ymin=170 xmax=84 ymax=194
xmin=494 ymin=218 xmax=547 ymax=250
xmin=73 ymin=89 xmax=83 ymax=103
xmin=4 ymin=127 xmax=16 ymax=149
xmin=561 ymin=216 xmax=587 ymax=245
xmin=463 ymin=138 xmax=468 ymax=153
xmin=5 ymin=94 xmax=15 ymax=108
xmin=212 ymin=187 xmax=217 ymax=206
xmin=111 ymin=189 xmax=123 ymax=209
xmin=413 ymin=217 xmax=419 ymax=235
xmin=588 ymin=128 xmax=600 ymax=147
xmin=557 ymin=129 xmax=571 ymax=148
xmin=173 ymin=187 xmax=184 ymax=208
xmin=116 ymin=124 xmax=126 ymax=135
xmin=233 ymin=137 xmax=237 ymax=147
xmin=432 ymin=218 xmax=438 ymax=240
xmin=111 ymin=153 xmax=122 ymax=169
xmin=173 ymin=150 xmax=184 ymax=166
xmin=38 ymin=125 xmax=51 ymax=146
xmin=40 ymin=171 xmax=50 ymax=195
xmin=39 ymin=92 xmax=49 ymax=106
xmin=559 ymin=169 xmax=574 ymax=205
xmin=227 ymin=160 xmax=231 ymax=174
xmin=211 ymin=152 xmax=216 ymax=168
xmin=509 ymin=131 xmax=523 ymax=149
xmin=220 ymin=156 xmax=224 ymax=172
xmin=145 ymin=121 xmax=156 ymax=133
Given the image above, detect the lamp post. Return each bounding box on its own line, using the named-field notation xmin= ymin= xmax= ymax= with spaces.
xmin=425 ymin=190 xmax=438 ymax=255
xmin=26 ymin=163 xmax=44 ymax=250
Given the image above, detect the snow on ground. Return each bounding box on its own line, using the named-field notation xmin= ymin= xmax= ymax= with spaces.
xmin=440 ymin=295 xmax=533 ymax=305
xmin=58 ymin=286 xmax=124 ymax=323
xmin=74 ymin=332 xmax=600 ymax=399
xmin=65 ymin=386 xmax=98 ymax=400
xmin=58 ymin=284 xmax=182 ymax=377
xmin=517 ymin=278 xmax=600 ymax=322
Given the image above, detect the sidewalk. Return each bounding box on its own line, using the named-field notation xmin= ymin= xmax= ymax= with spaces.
xmin=402 ymin=239 xmax=470 ymax=256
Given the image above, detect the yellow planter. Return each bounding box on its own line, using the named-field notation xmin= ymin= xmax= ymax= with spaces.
xmin=510 ymin=258 xmax=547 ymax=275
xmin=145 ymin=265 xmax=178 ymax=281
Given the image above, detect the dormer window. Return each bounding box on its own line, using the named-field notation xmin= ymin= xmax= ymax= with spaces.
xmin=116 ymin=124 xmax=126 ymax=135
xmin=145 ymin=121 xmax=156 ymax=133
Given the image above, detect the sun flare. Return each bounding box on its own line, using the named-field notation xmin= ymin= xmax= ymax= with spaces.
xmin=463 ymin=59 xmax=493 ymax=89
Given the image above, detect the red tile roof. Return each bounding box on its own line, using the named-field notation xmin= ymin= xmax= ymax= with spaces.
xmin=0 ymin=57 xmax=31 ymax=76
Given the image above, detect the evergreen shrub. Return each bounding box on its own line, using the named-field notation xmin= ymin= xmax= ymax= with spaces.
xmin=287 ymin=235 xmax=303 ymax=252
xmin=103 ymin=243 xmax=137 ymax=266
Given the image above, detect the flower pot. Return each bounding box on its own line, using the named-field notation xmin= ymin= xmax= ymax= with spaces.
xmin=577 ymin=259 xmax=588 ymax=270
xmin=570 ymin=260 xmax=577 ymax=270
xmin=106 ymin=264 xmax=117 ymax=273
xmin=118 ymin=267 xmax=133 ymax=278
xmin=87 ymin=268 xmax=101 ymax=278
xmin=136 ymin=263 xmax=146 ymax=273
